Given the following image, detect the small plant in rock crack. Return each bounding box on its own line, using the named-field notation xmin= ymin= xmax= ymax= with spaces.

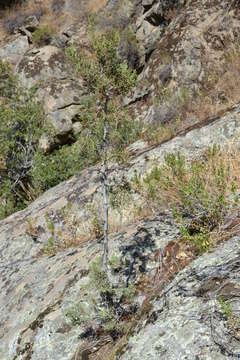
xmin=43 ymin=237 xmax=56 ymax=255
xmin=218 ymin=296 xmax=233 ymax=319
xmin=42 ymin=214 xmax=58 ymax=255
xmin=66 ymin=302 xmax=94 ymax=326
xmin=180 ymin=224 xmax=211 ymax=253
xmin=66 ymin=256 xmax=137 ymax=338
xmin=109 ymin=177 xmax=132 ymax=226
xmin=87 ymin=203 xmax=104 ymax=239
xmin=33 ymin=26 xmax=56 ymax=46
xmin=218 ymin=296 xmax=240 ymax=336
xmin=0 ymin=59 xmax=17 ymax=98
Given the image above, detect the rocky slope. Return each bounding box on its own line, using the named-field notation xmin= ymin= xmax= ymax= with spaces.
xmin=1 ymin=107 xmax=240 ymax=359
xmin=1 ymin=0 xmax=240 ymax=359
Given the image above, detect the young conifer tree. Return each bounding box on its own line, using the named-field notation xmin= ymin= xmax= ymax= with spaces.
xmin=66 ymin=28 xmax=137 ymax=272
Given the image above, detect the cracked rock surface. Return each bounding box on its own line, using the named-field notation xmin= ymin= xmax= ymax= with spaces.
xmin=0 ymin=106 xmax=240 ymax=359
xmin=1 ymin=0 xmax=240 ymax=359
xmin=120 ymin=236 xmax=240 ymax=360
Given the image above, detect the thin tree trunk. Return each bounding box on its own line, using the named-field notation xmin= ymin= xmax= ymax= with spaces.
xmin=102 ymin=148 xmax=108 ymax=273
xmin=103 ymin=93 xmax=109 ymax=273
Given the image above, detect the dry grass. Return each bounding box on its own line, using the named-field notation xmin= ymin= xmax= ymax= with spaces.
xmin=0 ymin=0 xmax=71 ymax=43
xmin=183 ymin=47 xmax=240 ymax=123
xmin=40 ymin=145 xmax=240 ymax=255
xmin=86 ymin=0 xmax=108 ymax=14
xmin=144 ymin=45 xmax=240 ymax=147
xmin=136 ymin=145 xmax=240 ymax=215
xmin=167 ymin=146 xmax=240 ymax=210
xmin=52 ymin=204 xmax=141 ymax=252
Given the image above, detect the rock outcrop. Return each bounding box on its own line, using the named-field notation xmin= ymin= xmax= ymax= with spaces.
xmin=1 ymin=106 xmax=240 ymax=359
xmin=1 ymin=0 xmax=240 ymax=359
xmin=120 ymin=235 xmax=240 ymax=360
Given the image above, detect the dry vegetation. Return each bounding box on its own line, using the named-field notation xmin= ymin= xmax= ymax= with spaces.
xmin=142 ymin=44 xmax=240 ymax=147
xmin=0 ymin=0 xmax=71 ymax=42
xmin=32 ymin=144 xmax=240 ymax=257
xmin=0 ymin=0 xmax=110 ymax=42
xmin=86 ymin=0 xmax=108 ymax=14
xmin=184 ymin=48 xmax=240 ymax=121
xmin=70 ymin=146 xmax=240 ymax=360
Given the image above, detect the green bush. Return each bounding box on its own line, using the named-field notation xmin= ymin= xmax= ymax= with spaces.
xmin=0 ymin=180 xmax=15 ymax=220
xmin=134 ymin=147 xmax=236 ymax=252
xmin=32 ymin=96 xmax=140 ymax=193
xmin=0 ymin=62 xmax=44 ymax=219
xmin=66 ymin=302 xmax=93 ymax=326
xmin=0 ymin=27 xmax=141 ymax=220
xmin=66 ymin=256 xmax=137 ymax=336
xmin=66 ymin=29 xmax=137 ymax=94
xmin=88 ymin=257 xmax=112 ymax=294
xmin=0 ymin=59 xmax=17 ymax=98
xmin=33 ymin=26 xmax=55 ymax=46
xmin=142 ymin=149 xmax=231 ymax=226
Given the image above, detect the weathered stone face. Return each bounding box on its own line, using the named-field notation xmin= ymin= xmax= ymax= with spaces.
xmin=17 ymin=46 xmax=70 ymax=87
xmin=0 ymin=35 xmax=29 ymax=65
xmin=129 ymin=0 xmax=240 ymax=124
xmin=14 ymin=45 xmax=86 ymax=146
xmin=120 ymin=236 xmax=240 ymax=360
xmin=1 ymin=0 xmax=240 ymax=358
xmin=0 ymin=106 xmax=240 ymax=358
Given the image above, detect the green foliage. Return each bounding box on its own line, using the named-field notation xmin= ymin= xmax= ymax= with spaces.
xmin=43 ymin=237 xmax=55 ymax=255
xmin=45 ymin=214 xmax=55 ymax=234
xmin=33 ymin=26 xmax=55 ymax=46
xmin=87 ymin=204 xmax=104 ymax=239
xmin=217 ymin=295 xmax=240 ymax=334
xmin=180 ymin=225 xmax=211 ymax=253
xmin=109 ymin=253 xmax=121 ymax=270
xmin=0 ymin=59 xmax=17 ymax=98
xmin=143 ymin=166 xmax=162 ymax=200
xmin=109 ymin=178 xmax=131 ymax=213
xmin=66 ymin=46 xmax=100 ymax=92
xmin=0 ymin=180 xmax=15 ymax=220
xmin=66 ymin=256 xmax=137 ymax=335
xmin=143 ymin=150 xmax=230 ymax=227
xmin=31 ymin=142 xmax=84 ymax=191
xmin=66 ymin=29 xmax=137 ymax=95
xmin=0 ymin=62 xmax=44 ymax=219
xmin=135 ymin=147 xmax=234 ymax=252
xmin=32 ymin=96 xmax=140 ymax=193
xmin=0 ymin=27 xmax=140 ymax=220
xmin=218 ymin=296 xmax=233 ymax=319
xmin=65 ymin=302 xmax=93 ymax=326
xmin=88 ymin=257 xmax=112 ymax=295
xmin=99 ymin=307 xmax=115 ymax=323
xmin=123 ymin=283 xmax=136 ymax=301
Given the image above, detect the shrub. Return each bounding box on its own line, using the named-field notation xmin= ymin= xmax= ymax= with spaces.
xmin=32 ymin=96 xmax=140 ymax=193
xmin=0 ymin=60 xmax=17 ymax=98
xmin=66 ymin=28 xmax=139 ymax=272
xmin=66 ymin=28 xmax=137 ymax=95
xmin=66 ymin=256 xmax=137 ymax=336
xmin=66 ymin=302 xmax=93 ymax=326
xmin=33 ymin=26 xmax=55 ymax=46
xmin=31 ymin=143 xmax=82 ymax=191
xmin=88 ymin=257 xmax=112 ymax=295
xmin=0 ymin=28 xmax=140 ymax=220
xmin=0 ymin=63 xmax=44 ymax=219
xmin=133 ymin=146 xmax=238 ymax=252
xmin=218 ymin=296 xmax=240 ymax=336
